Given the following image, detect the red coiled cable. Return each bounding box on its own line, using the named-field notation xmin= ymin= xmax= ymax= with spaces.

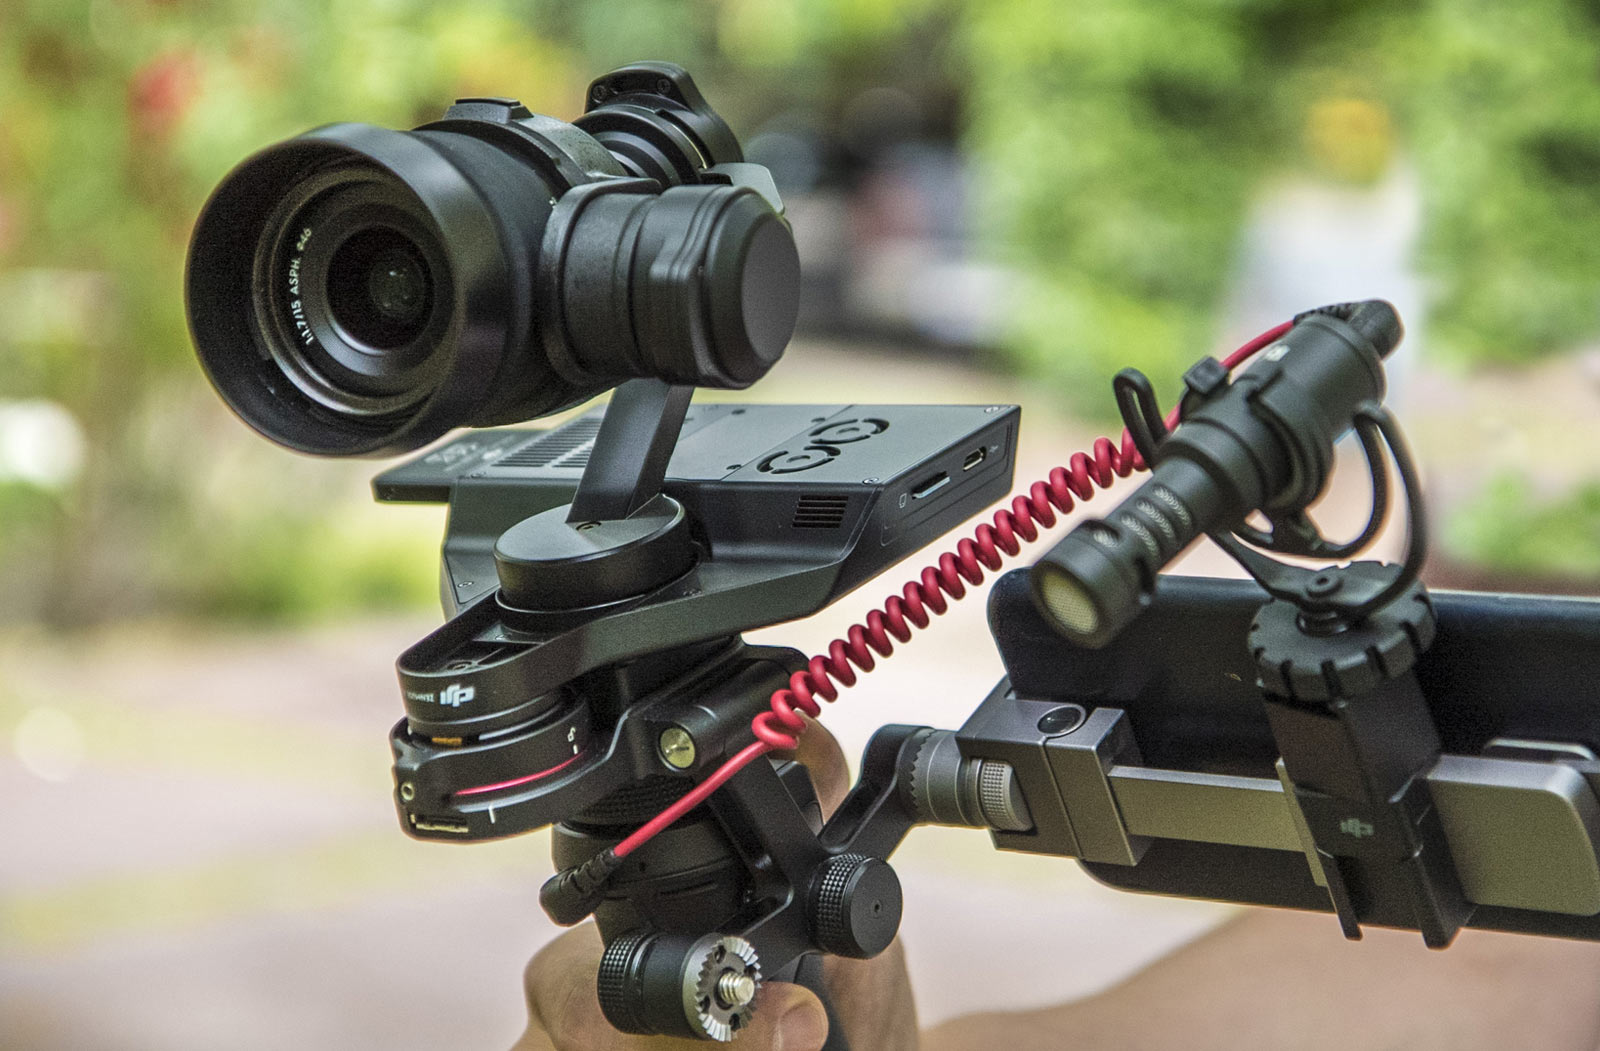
xmin=609 ymin=321 xmax=1293 ymax=859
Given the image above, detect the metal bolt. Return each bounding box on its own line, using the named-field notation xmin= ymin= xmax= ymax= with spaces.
xmin=659 ymin=727 xmax=696 ymax=769
xmin=399 ymin=782 xmax=416 ymax=802
xmin=717 ymin=971 xmax=757 ymax=1008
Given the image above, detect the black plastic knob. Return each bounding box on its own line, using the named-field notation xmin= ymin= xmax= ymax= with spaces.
xmin=494 ymin=494 xmax=694 ymax=610
xmin=807 ymin=853 xmax=903 ymax=959
xmin=1250 ymin=563 xmax=1437 ymax=702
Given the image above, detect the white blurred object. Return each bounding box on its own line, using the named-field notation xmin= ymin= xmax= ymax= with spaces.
xmin=0 ymin=400 xmax=87 ymax=487
xmin=13 ymin=707 xmax=86 ymax=783
xmin=1222 ymin=163 xmax=1425 ymax=405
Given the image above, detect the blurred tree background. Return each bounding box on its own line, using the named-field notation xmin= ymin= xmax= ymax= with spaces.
xmin=2 ymin=0 xmax=1598 ymax=627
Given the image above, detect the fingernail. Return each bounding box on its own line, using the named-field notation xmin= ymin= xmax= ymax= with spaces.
xmin=775 ymin=1001 xmax=829 ymax=1051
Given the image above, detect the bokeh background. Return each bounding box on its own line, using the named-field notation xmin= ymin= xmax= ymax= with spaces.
xmin=3 ymin=1 xmax=1600 ymax=1047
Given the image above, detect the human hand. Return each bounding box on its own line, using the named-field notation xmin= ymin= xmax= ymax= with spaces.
xmin=511 ymin=719 xmax=919 ymax=1051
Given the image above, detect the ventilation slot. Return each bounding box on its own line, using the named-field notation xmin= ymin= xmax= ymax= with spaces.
xmin=792 ymin=494 xmax=850 ymax=530
xmin=558 ymin=446 xmax=593 ymax=470
xmin=497 ymin=419 xmax=602 ymax=468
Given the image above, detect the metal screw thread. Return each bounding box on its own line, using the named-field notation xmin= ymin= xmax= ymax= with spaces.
xmin=716 ymin=971 xmax=756 ymax=1007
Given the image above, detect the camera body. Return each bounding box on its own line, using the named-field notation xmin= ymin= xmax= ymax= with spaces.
xmin=187 ymin=63 xmax=800 ymax=457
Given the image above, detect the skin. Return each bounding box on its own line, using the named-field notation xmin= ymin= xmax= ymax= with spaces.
xmin=514 ymin=721 xmax=1600 ymax=1051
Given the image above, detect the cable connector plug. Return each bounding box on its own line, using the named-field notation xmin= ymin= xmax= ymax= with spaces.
xmin=539 ymin=848 xmax=623 ymax=926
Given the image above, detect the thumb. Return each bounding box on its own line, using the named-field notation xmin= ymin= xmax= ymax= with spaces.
xmin=739 ymin=981 xmax=830 ymax=1051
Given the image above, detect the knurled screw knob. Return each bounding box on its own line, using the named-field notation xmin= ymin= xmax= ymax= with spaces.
xmin=807 ymin=854 xmax=903 ymax=959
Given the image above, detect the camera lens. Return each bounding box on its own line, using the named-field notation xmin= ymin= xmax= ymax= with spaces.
xmin=189 ymin=123 xmax=585 ymax=456
xmin=328 ymin=227 xmax=433 ymax=346
xmin=236 ymin=153 xmax=464 ymax=432
xmin=187 ymin=78 xmax=800 ymax=458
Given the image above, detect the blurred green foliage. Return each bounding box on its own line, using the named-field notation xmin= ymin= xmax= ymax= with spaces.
xmin=3 ymin=0 xmax=1598 ymax=623
xmin=965 ymin=0 xmax=1600 ymax=403
xmin=1444 ymin=475 xmax=1600 ymax=579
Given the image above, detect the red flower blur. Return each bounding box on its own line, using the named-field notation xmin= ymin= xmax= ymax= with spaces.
xmin=127 ymin=51 xmax=200 ymax=142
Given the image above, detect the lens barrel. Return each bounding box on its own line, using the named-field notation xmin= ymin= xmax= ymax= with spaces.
xmin=186 ymin=67 xmax=799 ymax=457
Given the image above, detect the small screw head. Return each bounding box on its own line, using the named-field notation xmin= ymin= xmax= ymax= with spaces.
xmin=655 ymin=77 xmax=675 ymax=95
xmin=1037 ymin=704 xmax=1087 ymax=735
xmin=1307 ymin=573 xmax=1342 ymax=598
xmin=591 ymin=84 xmax=612 ymax=104
xmin=862 ymin=477 xmax=880 ymax=485
xmin=985 ymin=405 xmax=1003 ymax=413
xmin=576 ymin=521 xmax=600 ymax=531
xmin=659 ymin=727 xmax=696 ymax=769
xmin=399 ymin=782 xmax=416 ymax=802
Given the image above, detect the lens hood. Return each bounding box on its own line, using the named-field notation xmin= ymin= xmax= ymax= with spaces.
xmin=187 ymin=123 xmax=584 ymax=456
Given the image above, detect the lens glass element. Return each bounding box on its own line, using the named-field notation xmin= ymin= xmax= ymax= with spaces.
xmin=327 ymin=226 xmax=434 ymax=349
xmin=248 ymin=162 xmax=455 ymax=420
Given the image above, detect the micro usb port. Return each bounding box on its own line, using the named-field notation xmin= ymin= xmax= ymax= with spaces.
xmin=963 ymin=447 xmax=987 ymax=471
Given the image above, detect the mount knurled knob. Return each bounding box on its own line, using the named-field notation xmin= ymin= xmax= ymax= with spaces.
xmin=1250 ymin=564 xmax=1437 ymax=702
xmin=597 ymin=931 xmax=760 ymax=1042
xmin=807 ymin=853 xmax=903 ymax=959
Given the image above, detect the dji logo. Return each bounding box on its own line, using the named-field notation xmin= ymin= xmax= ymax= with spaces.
xmin=1339 ymin=817 xmax=1375 ymax=839
xmin=439 ymin=682 xmax=475 ymax=708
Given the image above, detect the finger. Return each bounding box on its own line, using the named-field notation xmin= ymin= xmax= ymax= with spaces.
xmin=821 ymin=941 xmax=920 ymax=1051
xmin=783 ymin=714 xmax=850 ymax=818
xmin=742 ymin=981 xmax=831 ymax=1051
xmin=521 ymin=925 xmax=832 ymax=1051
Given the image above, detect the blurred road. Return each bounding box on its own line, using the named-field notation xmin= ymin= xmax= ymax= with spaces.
xmin=3 ymin=336 xmax=1597 ymax=1048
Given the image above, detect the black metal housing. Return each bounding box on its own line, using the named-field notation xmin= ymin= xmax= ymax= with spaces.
xmin=985 ymin=568 xmax=1600 ymax=940
xmin=185 ymin=64 xmax=799 ymax=457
